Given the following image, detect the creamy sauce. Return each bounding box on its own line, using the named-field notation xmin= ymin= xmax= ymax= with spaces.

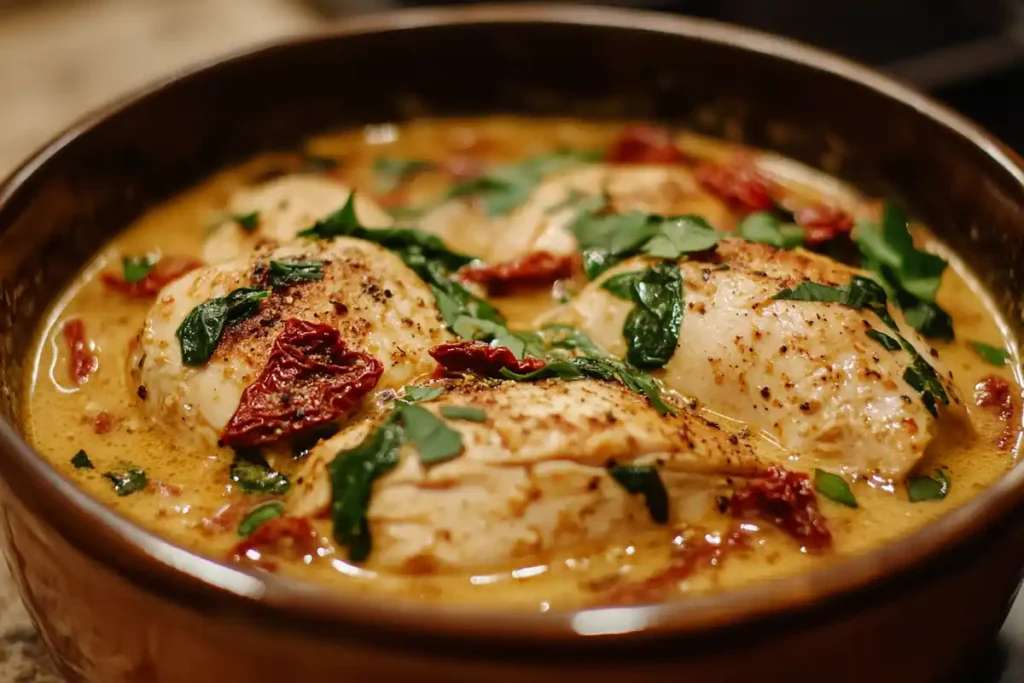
xmin=23 ymin=118 xmax=1021 ymax=609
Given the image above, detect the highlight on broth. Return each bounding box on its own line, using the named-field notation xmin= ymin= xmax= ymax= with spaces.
xmin=26 ymin=118 xmax=1020 ymax=608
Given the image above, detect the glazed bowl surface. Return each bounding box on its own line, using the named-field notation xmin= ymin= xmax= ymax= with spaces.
xmin=0 ymin=5 xmax=1023 ymax=682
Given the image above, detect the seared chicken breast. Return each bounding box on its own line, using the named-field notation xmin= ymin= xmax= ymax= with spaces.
xmin=568 ymin=240 xmax=970 ymax=479
xmin=290 ymin=378 xmax=769 ymax=572
xmin=135 ymin=237 xmax=452 ymax=449
xmin=203 ymin=175 xmax=393 ymax=263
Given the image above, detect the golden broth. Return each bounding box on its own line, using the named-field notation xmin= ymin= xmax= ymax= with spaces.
xmin=23 ymin=118 xmax=1021 ymax=609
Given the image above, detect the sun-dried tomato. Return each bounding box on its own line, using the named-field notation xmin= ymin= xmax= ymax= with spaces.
xmin=795 ymin=204 xmax=855 ymax=246
xmin=600 ymin=526 xmax=751 ymax=605
xmin=100 ymin=255 xmax=202 ymax=298
xmin=63 ymin=318 xmax=97 ymax=385
xmin=429 ymin=340 xmax=546 ymax=378
xmin=975 ymin=375 xmax=1017 ymax=450
xmin=93 ymin=411 xmax=116 ymax=435
xmin=232 ymin=516 xmax=319 ymax=571
xmin=606 ymin=126 xmax=688 ymax=165
xmin=457 ymin=251 xmax=577 ymax=296
xmin=221 ymin=318 xmax=383 ymax=448
xmin=695 ymin=160 xmax=775 ymax=213
xmin=729 ymin=465 xmax=832 ymax=551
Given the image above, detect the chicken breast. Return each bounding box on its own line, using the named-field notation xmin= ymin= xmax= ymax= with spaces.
xmin=289 ymin=378 xmax=771 ymax=573
xmin=134 ymin=237 xmax=452 ymax=449
xmin=418 ymin=164 xmax=732 ymax=262
xmin=203 ymin=175 xmax=393 ymax=263
xmin=568 ymin=239 xmax=970 ymax=479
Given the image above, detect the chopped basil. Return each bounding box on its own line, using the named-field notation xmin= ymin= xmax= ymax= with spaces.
xmin=373 ymin=158 xmax=436 ymax=194
xmin=608 ymin=465 xmax=669 ymax=523
xmin=122 ymin=254 xmax=157 ymax=283
xmin=907 ymin=469 xmax=950 ymax=502
xmin=642 ymin=216 xmax=721 ymax=259
xmin=230 ymin=451 xmax=290 ymax=495
xmin=446 ymin=150 xmax=601 ymax=216
xmin=403 ymin=385 xmax=445 ymax=403
xmin=328 ymin=420 xmax=403 ymax=562
xmin=440 ymin=406 xmax=487 ymax=422
xmin=71 ymin=449 xmax=94 ymax=469
xmin=814 ymin=469 xmax=858 ymax=508
xmin=233 ymin=211 xmax=260 ymax=233
xmin=103 ymin=465 xmax=147 ymax=496
xmin=737 ymin=212 xmax=804 ymax=249
xmin=854 ymin=203 xmax=952 ymax=340
xmin=970 ymin=341 xmax=1010 ymax=366
xmin=237 ymin=501 xmax=285 ymax=538
xmin=268 ymin=260 xmax=323 ymax=288
xmin=175 ymin=287 xmax=269 ymax=366
xmin=866 ymin=329 xmax=901 ymax=351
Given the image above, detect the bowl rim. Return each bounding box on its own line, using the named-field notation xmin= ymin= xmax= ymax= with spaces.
xmin=2 ymin=2 xmax=1024 ymax=655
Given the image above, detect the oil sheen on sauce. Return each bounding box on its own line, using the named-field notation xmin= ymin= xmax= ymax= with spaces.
xmin=23 ymin=118 xmax=1021 ymax=609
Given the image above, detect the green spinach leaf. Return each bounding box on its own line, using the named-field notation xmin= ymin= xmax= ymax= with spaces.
xmin=71 ymin=449 xmax=94 ymax=469
xmin=813 ymin=469 xmax=858 ymax=508
xmin=122 ymin=254 xmax=157 ymax=283
xmin=233 ymin=211 xmax=260 ymax=233
xmin=103 ymin=465 xmax=147 ymax=496
xmin=866 ymin=329 xmax=901 ymax=351
xmin=403 ymin=385 xmax=445 ymax=403
xmin=608 ymin=464 xmax=669 ymax=523
xmin=618 ymin=262 xmax=683 ymax=369
xmin=230 ymin=451 xmax=290 ymax=495
xmin=397 ymin=402 xmax=463 ymax=465
xmin=642 ymin=216 xmax=721 ymax=259
xmin=440 ymin=406 xmax=487 ymax=422
xmin=237 ymin=501 xmax=285 ymax=538
xmin=175 ymin=287 xmax=270 ymax=366
xmin=268 ymin=260 xmax=323 ymax=288
xmin=907 ymin=469 xmax=950 ymax=502
xmin=737 ymin=212 xmax=804 ymax=249
xmin=970 ymin=341 xmax=1010 ymax=366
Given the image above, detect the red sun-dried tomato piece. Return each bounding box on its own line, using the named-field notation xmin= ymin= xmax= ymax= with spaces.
xmin=100 ymin=255 xmax=202 ymax=298
xmin=232 ymin=515 xmax=320 ymax=571
xmin=93 ymin=411 xmax=116 ymax=435
xmin=457 ymin=251 xmax=577 ymax=296
xmin=794 ymin=204 xmax=855 ymax=246
xmin=63 ymin=318 xmax=97 ymax=385
xmin=975 ymin=375 xmax=1017 ymax=450
xmin=429 ymin=340 xmax=546 ymax=378
xmin=606 ymin=126 xmax=688 ymax=165
xmin=729 ymin=465 xmax=832 ymax=551
xmin=221 ymin=318 xmax=383 ymax=448
xmin=695 ymin=160 xmax=775 ymax=213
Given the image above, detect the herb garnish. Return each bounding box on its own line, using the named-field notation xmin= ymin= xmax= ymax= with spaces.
xmin=122 ymin=254 xmax=157 ymax=283
xmin=642 ymin=216 xmax=721 ymax=259
xmin=373 ymin=158 xmax=436 ymax=194
xmin=103 ymin=465 xmax=147 ymax=496
xmin=403 ymin=385 xmax=445 ymax=403
xmin=237 ymin=501 xmax=285 ymax=538
xmin=233 ymin=212 xmax=260 ymax=233
xmin=907 ymin=469 xmax=950 ymax=502
xmin=601 ymin=263 xmax=683 ymax=369
xmin=866 ymin=329 xmax=901 ymax=351
xmin=268 ymin=260 xmax=324 ymax=288
xmin=737 ymin=212 xmax=804 ymax=249
xmin=854 ymin=203 xmax=952 ymax=340
xmin=446 ymin=150 xmax=601 ymax=216
xmin=970 ymin=341 xmax=1010 ymax=366
xmin=71 ymin=449 xmax=94 ymax=469
xmin=176 ymin=287 xmax=270 ymax=366
xmin=397 ymin=402 xmax=463 ymax=465
xmin=230 ymin=450 xmax=290 ymax=494
xmin=608 ymin=464 xmax=669 ymax=523
xmin=440 ymin=406 xmax=487 ymax=422
xmin=813 ymin=469 xmax=858 ymax=508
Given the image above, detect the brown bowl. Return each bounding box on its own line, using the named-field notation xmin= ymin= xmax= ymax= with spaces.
xmin=1 ymin=5 xmax=1023 ymax=682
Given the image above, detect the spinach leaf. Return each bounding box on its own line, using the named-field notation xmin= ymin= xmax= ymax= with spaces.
xmin=813 ymin=469 xmax=858 ymax=508
xmin=403 ymin=385 xmax=445 ymax=403
xmin=373 ymin=158 xmax=435 ymax=194
xmin=122 ymin=254 xmax=157 ymax=283
xmin=535 ymin=324 xmax=607 ymax=358
xmin=268 ymin=260 xmax=324 ymax=288
xmin=737 ymin=212 xmax=804 ymax=249
xmin=866 ymin=329 xmax=901 ymax=351
xmin=447 ymin=150 xmax=601 ymax=216
xmin=642 ymin=216 xmax=721 ymax=259
xmin=103 ymin=465 xmax=147 ymax=496
xmin=569 ymin=211 xmax=658 ymax=279
xmin=397 ymin=402 xmax=463 ymax=465
xmin=854 ymin=203 xmax=952 ymax=340
xmin=230 ymin=450 xmax=290 ymax=495
xmin=175 ymin=287 xmax=270 ymax=366
xmin=600 ymin=270 xmax=644 ymax=301
xmin=71 ymin=449 xmax=94 ymax=469
xmin=907 ymin=469 xmax=950 ymax=502
xmin=328 ymin=420 xmax=403 ymax=562
xmin=608 ymin=465 xmax=669 ymax=523
xmin=440 ymin=406 xmax=487 ymax=422
xmin=237 ymin=501 xmax=285 ymax=538
xmin=774 ymin=275 xmax=898 ymax=330
xmin=900 ymin=337 xmax=950 ymax=417
xmin=617 ymin=262 xmax=683 ymax=369
xmin=970 ymin=341 xmax=1010 ymax=366
xmin=233 ymin=211 xmax=260 ymax=233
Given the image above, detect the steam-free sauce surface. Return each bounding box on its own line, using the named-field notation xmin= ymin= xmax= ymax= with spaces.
xmin=24 ymin=118 xmax=1021 ymax=609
